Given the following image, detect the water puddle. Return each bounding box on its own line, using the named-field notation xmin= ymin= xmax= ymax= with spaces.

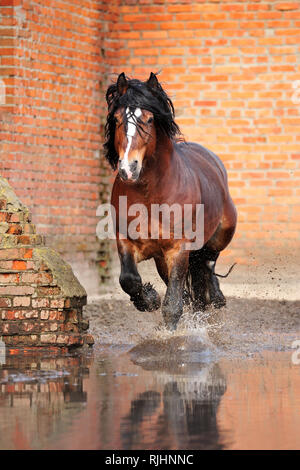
xmin=0 ymin=342 xmax=300 ymax=450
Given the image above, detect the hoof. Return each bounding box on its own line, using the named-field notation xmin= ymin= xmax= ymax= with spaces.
xmin=192 ymin=300 xmax=206 ymax=313
xmin=162 ymin=304 xmax=181 ymax=331
xmin=211 ymin=287 xmax=226 ymax=309
xmin=212 ymin=295 xmax=226 ymax=309
xmin=132 ymin=283 xmax=161 ymax=312
xmin=210 ymin=275 xmax=226 ymax=309
xmin=192 ymin=292 xmax=226 ymax=312
xmin=143 ymin=283 xmax=161 ymax=310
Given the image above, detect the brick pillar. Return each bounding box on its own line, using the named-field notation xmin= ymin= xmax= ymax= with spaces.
xmin=0 ymin=177 xmax=94 ymax=351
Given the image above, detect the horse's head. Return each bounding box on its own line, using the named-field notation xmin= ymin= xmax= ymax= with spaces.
xmin=114 ymin=80 xmax=156 ymax=181
xmin=104 ymin=72 xmax=180 ymax=183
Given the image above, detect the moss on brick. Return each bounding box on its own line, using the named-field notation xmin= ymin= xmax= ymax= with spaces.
xmin=0 ymin=177 xmax=28 ymax=213
xmin=33 ymin=247 xmax=87 ymax=300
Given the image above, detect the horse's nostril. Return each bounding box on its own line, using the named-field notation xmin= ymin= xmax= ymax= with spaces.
xmin=119 ymin=168 xmax=128 ymax=180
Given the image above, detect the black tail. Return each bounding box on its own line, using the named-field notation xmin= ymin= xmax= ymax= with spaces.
xmin=215 ymin=263 xmax=236 ymax=278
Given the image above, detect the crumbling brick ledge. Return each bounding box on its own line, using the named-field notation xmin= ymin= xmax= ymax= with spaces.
xmin=0 ymin=177 xmax=94 ymax=351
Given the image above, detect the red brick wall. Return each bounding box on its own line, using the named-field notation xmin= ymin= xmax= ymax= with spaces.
xmin=1 ymin=0 xmax=300 ymax=272
xmin=0 ymin=0 xmax=110 ymax=288
xmin=106 ymin=0 xmax=300 ymax=264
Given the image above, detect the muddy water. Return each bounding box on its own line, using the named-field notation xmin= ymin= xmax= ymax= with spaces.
xmin=1 ymin=295 xmax=300 ymax=450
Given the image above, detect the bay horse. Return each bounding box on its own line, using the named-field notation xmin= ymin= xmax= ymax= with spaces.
xmin=104 ymin=72 xmax=237 ymax=330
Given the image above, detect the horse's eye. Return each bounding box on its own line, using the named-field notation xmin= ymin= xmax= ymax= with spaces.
xmin=147 ymin=117 xmax=153 ymax=124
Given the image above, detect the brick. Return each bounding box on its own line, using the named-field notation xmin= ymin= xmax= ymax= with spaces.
xmin=13 ymin=296 xmax=31 ymax=307
xmin=12 ymin=260 xmax=26 ymax=270
xmin=57 ymin=335 xmax=69 ymax=345
xmin=20 ymin=272 xmax=53 ymax=285
xmin=49 ymin=310 xmax=65 ymax=321
xmin=49 ymin=322 xmax=58 ymax=332
xmin=32 ymin=298 xmax=49 ymax=308
xmin=9 ymin=213 xmax=21 ymax=223
xmin=23 ymin=224 xmax=36 ymax=234
xmin=0 ymin=249 xmax=19 ymax=260
xmin=36 ymin=286 xmax=61 ymax=296
xmin=40 ymin=310 xmax=49 ymax=320
xmin=0 ymin=286 xmax=34 ymax=295
xmin=1 ymin=322 xmax=19 ymax=335
xmin=24 ymin=249 xmax=33 ymax=259
xmin=275 ymin=3 xmax=299 ymax=10
xmin=0 ymin=273 xmax=19 ymax=284
xmin=40 ymin=334 xmax=57 ymax=344
xmin=17 ymin=234 xmax=44 ymax=245
xmin=50 ymin=299 xmax=64 ymax=309
xmin=0 ymin=298 xmax=11 ymax=307
xmin=1 ymin=310 xmax=14 ymax=321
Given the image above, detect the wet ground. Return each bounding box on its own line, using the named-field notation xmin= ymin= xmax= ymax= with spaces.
xmin=0 ymin=260 xmax=300 ymax=450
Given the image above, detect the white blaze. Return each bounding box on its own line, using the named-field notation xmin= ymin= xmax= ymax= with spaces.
xmin=122 ymin=107 xmax=142 ymax=177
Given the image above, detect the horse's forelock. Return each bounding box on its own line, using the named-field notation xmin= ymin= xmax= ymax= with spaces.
xmin=103 ymin=76 xmax=181 ymax=169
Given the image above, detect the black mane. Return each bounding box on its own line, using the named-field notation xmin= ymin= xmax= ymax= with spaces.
xmin=103 ymin=75 xmax=181 ymax=169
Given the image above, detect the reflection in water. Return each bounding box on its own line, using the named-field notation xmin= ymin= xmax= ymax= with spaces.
xmin=162 ymin=366 xmax=226 ymax=450
xmin=121 ymin=363 xmax=226 ymax=450
xmin=0 ymin=347 xmax=300 ymax=449
xmin=0 ymin=352 xmax=91 ymax=450
xmin=121 ymin=391 xmax=161 ymax=449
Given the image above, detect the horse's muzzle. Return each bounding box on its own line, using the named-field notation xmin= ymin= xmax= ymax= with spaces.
xmin=118 ymin=160 xmax=140 ymax=182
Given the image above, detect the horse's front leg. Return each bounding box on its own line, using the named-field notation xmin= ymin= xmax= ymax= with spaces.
xmin=118 ymin=242 xmax=161 ymax=312
xmin=162 ymin=248 xmax=189 ymax=330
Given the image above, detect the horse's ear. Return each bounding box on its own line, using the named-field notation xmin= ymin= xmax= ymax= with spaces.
xmin=117 ymin=72 xmax=128 ymax=96
xmin=147 ymin=72 xmax=159 ymax=91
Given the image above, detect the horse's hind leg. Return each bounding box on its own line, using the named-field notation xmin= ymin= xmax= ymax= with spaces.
xmin=201 ymin=247 xmax=226 ymax=308
xmin=118 ymin=243 xmax=161 ymax=312
xmin=189 ymin=248 xmax=225 ymax=312
xmin=190 ymin=198 xmax=237 ymax=312
xmin=189 ymin=251 xmax=208 ymax=312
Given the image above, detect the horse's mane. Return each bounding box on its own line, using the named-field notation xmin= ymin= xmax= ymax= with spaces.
xmin=104 ymin=74 xmax=181 ymax=169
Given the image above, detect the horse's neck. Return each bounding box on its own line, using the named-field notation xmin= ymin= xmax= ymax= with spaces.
xmin=154 ymin=131 xmax=177 ymax=169
xmin=143 ymin=136 xmax=184 ymax=200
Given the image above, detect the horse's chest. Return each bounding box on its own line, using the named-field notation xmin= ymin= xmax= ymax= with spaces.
xmin=122 ymin=202 xmax=193 ymax=261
